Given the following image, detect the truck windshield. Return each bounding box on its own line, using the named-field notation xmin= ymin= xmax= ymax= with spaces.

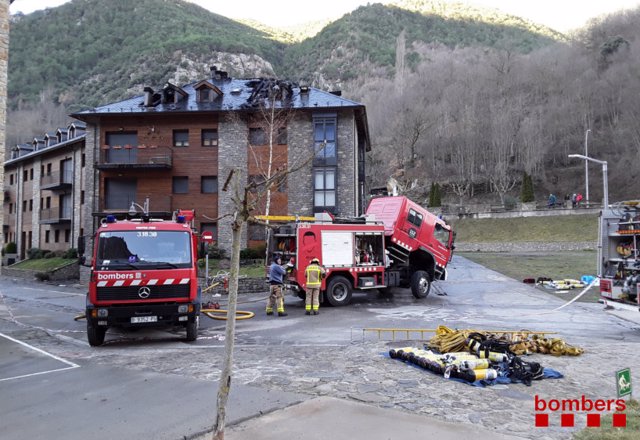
xmin=96 ymin=231 xmax=191 ymax=269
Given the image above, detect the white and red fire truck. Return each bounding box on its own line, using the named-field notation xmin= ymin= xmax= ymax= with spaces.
xmin=85 ymin=210 xmax=201 ymax=346
xmin=269 ymin=196 xmax=454 ymax=306
xmin=599 ymin=201 xmax=640 ymax=304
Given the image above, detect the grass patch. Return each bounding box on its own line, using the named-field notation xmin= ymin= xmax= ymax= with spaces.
xmin=460 ymin=251 xmax=600 ymax=302
xmin=204 ymin=259 xmax=267 ymax=279
xmin=11 ymin=258 xmax=75 ymax=271
xmin=449 ymin=215 xmax=598 ymax=243
xmin=573 ymin=399 xmax=640 ymax=440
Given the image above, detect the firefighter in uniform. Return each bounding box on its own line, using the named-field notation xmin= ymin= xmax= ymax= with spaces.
xmin=266 ymin=255 xmax=288 ymax=316
xmin=304 ymin=258 xmax=326 ymax=315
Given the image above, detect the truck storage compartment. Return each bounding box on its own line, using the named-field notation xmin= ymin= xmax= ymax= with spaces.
xmin=358 ymin=276 xmax=376 ymax=287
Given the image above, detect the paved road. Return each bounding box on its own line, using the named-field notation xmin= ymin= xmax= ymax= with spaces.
xmin=1 ymin=256 xmax=639 ymax=440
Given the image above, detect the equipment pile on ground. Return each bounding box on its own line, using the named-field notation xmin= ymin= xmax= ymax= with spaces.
xmin=388 ymin=326 xmax=579 ymax=386
xmin=426 ymin=325 xmax=583 ymax=356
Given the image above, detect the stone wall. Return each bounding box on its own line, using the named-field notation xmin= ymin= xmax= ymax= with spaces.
xmin=287 ymin=113 xmax=314 ymax=216
xmin=2 ymin=261 xmax=79 ymax=281
xmin=455 ymin=241 xmax=596 ymax=253
xmin=336 ymin=110 xmax=356 ymax=216
xmin=205 ymin=276 xmax=269 ymax=296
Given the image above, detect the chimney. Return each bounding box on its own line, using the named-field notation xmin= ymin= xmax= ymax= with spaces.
xmin=210 ymin=65 xmax=217 ymax=80
xmin=143 ymin=87 xmax=154 ymax=107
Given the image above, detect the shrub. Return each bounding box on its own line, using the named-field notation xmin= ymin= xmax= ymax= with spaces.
xmin=240 ymin=245 xmax=266 ymax=260
xmin=44 ymin=251 xmax=56 ymax=259
xmin=64 ymin=248 xmax=78 ymax=259
xmin=35 ymin=272 xmax=50 ymax=281
xmin=205 ymin=244 xmax=226 ymax=260
xmin=504 ymin=195 xmax=518 ymax=210
xmin=520 ymin=172 xmax=535 ymax=203
xmin=4 ymin=242 xmax=16 ymax=254
xmin=28 ymin=248 xmax=45 ymax=259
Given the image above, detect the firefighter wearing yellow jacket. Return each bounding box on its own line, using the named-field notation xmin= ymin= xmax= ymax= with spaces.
xmin=304 ymin=258 xmax=326 ymax=315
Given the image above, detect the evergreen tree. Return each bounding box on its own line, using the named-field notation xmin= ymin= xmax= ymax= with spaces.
xmin=429 ymin=182 xmax=442 ymax=207
xmin=520 ymin=172 xmax=534 ymax=203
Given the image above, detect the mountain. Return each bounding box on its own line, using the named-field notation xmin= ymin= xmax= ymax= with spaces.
xmin=281 ymin=1 xmax=562 ymax=86
xmin=8 ymin=0 xmax=285 ymax=108
xmin=7 ymin=0 xmax=562 ymax=109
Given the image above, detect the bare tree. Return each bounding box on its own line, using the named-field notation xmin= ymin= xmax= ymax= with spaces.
xmin=210 ymin=143 xmax=318 ymax=440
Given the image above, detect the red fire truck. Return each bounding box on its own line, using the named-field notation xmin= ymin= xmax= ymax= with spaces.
xmin=269 ymin=196 xmax=454 ymax=306
xmin=85 ymin=210 xmax=201 ymax=346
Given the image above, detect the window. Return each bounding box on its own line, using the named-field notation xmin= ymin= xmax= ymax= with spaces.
xmin=29 ymin=199 xmax=33 ymax=211
xmin=23 ymin=170 xmax=28 ymax=181
xmin=248 ymin=224 xmax=266 ymax=241
xmin=434 ymin=223 xmax=450 ymax=246
xmin=23 ymin=200 xmax=27 ymax=211
xmin=173 ymin=130 xmax=189 ymax=147
xmin=65 ymin=229 xmax=70 ymax=243
xmin=106 ymin=132 xmax=138 ymax=164
xmin=29 ymin=168 xmax=33 ymax=180
xmin=54 ymin=229 xmax=60 ymax=243
xmin=61 ymin=159 xmax=73 ymax=184
xmin=249 ymin=128 xmax=266 ymax=146
xmin=105 ymin=178 xmax=136 ymax=209
xmin=46 ymin=163 xmax=52 ymax=175
xmin=81 ymin=191 xmax=85 ymax=205
xmin=40 ymin=198 xmax=43 ymax=209
xmin=45 ymin=230 xmax=50 ymax=244
xmin=313 ymin=116 xmax=337 ymax=165
xmin=248 ymin=174 xmax=265 ymax=190
xmin=277 ymin=127 xmax=287 ymax=145
xmin=275 ymin=175 xmax=287 ymax=193
xmin=407 ymin=209 xmax=423 ymax=228
xmin=9 ymin=203 xmax=12 ymax=214
xmin=198 ymin=88 xmax=212 ymax=102
xmin=172 ymin=176 xmax=189 ymax=194
xmin=201 ymin=176 xmax=218 ymax=194
xmin=81 ymin=153 xmax=86 ymax=167
xmin=9 ymin=174 xmax=13 ymax=185
xmin=41 ymin=165 xmax=44 ymax=176
xmin=60 ymin=195 xmax=72 ymax=219
xmin=201 ymin=129 xmax=218 ymax=146
xmin=46 ymin=196 xmax=51 ymax=209
xmin=314 ymin=168 xmax=336 ymax=210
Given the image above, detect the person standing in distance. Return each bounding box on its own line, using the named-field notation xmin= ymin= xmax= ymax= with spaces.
xmin=304 ymin=258 xmax=326 ymax=315
xmin=266 ymin=255 xmax=288 ymax=316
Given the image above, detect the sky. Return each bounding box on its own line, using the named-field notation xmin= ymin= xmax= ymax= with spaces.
xmin=9 ymin=0 xmax=640 ymax=32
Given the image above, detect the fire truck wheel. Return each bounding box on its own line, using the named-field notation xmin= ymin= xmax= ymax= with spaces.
xmin=87 ymin=323 xmax=106 ymax=346
xmin=186 ymin=316 xmax=199 ymax=342
xmin=326 ymin=276 xmax=353 ymax=307
xmin=410 ymin=270 xmax=431 ymax=298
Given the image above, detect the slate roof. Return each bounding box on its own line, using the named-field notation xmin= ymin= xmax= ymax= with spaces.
xmin=72 ymin=78 xmax=365 ymax=116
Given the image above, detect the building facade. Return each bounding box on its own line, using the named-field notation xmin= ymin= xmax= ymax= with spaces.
xmin=3 ymin=122 xmax=86 ymax=260
xmin=72 ymin=70 xmax=370 ymax=253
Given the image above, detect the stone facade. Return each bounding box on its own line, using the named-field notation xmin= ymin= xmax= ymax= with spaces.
xmin=336 ymin=110 xmax=356 ymax=216
xmin=217 ymin=115 xmax=248 ymax=252
xmin=287 ymin=113 xmax=314 ymax=216
xmin=0 ymin=0 xmax=8 ymax=255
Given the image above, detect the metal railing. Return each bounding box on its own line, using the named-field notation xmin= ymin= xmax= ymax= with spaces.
xmin=98 ymin=145 xmax=172 ymax=167
xmin=41 ymin=170 xmax=73 ymax=188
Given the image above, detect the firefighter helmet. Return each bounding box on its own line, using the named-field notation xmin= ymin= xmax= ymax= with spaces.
xmin=311 ymin=258 xmax=320 ymax=264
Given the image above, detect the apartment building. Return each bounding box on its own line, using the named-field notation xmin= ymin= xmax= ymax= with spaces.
xmin=3 ymin=122 xmax=86 ymax=259
xmin=72 ymin=69 xmax=370 ymax=252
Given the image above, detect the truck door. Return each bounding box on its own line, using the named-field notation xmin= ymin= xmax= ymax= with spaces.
xmin=321 ymin=231 xmax=354 ymax=266
xmin=403 ymin=208 xmax=423 ymax=239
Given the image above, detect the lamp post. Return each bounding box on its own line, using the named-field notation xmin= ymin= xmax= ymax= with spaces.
xmin=584 ymin=129 xmax=591 ymax=204
xmin=128 ymin=197 xmax=150 ymax=216
xmin=569 ymin=154 xmax=608 ymax=277
xmin=568 ymin=154 xmax=607 ymax=208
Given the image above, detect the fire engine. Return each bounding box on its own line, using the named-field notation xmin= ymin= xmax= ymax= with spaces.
xmin=599 ymin=201 xmax=640 ymax=304
xmin=268 ymin=196 xmax=454 ymax=306
xmin=85 ymin=210 xmax=201 ymax=346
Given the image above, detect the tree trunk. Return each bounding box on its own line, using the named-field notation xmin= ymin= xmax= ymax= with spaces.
xmin=211 ymin=218 xmax=242 ymax=440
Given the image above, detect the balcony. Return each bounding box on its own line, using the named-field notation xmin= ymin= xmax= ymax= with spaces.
xmin=97 ymin=145 xmax=173 ymax=170
xmin=40 ymin=207 xmax=72 ymax=224
xmin=41 ymin=170 xmax=73 ymax=191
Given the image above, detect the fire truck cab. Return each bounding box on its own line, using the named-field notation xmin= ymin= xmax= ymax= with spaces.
xmin=85 ymin=210 xmax=201 ymax=346
xmin=269 ymin=196 xmax=454 ymax=306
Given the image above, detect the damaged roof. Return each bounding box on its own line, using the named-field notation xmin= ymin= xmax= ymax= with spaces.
xmin=72 ymin=78 xmax=365 ymax=116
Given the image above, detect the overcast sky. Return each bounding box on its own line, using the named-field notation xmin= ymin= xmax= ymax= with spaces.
xmin=9 ymin=0 xmax=640 ymax=32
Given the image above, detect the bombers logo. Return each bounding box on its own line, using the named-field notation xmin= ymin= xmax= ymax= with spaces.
xmin=96 ymin=273 xmax=135 ymax=281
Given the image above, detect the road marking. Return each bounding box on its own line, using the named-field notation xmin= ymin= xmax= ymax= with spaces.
xmin=22 ymin=287 xmax=85 ymax=297
xmin=0 ymin=331 xmax=80 ymax=382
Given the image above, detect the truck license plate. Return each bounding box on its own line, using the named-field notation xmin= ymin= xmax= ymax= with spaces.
xmin=131 ymin=316 xmax=157 ymax=323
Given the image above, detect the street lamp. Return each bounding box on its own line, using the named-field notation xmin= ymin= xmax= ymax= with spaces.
xmin=128 ymin=197 xmax=150 ymax=216
xmin=568 ymin=154 xmax=608 ymax=208
xmin=569 ymin=154 xmax=608 ymax=278
xmin=584 ymin=129 xmax=591 ymax=204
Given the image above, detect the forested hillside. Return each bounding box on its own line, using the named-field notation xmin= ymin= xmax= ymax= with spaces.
xmin=6 ymin=0 xmax=640 ymax=204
